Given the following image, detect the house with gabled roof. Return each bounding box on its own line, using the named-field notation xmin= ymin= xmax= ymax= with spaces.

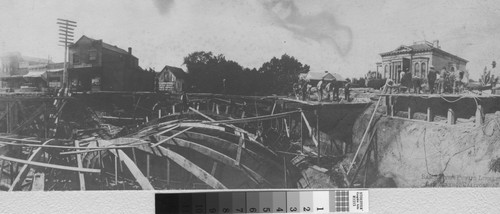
xmin=68 ymin=35 xmax=152 ymax=91
xmin=156 ymin=65 xmax=186 ymax=93
xmin=378 ymin=40 xmax=468 ymax=83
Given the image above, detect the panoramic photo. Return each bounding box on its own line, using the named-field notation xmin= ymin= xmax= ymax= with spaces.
xmin=1 ymin=0 xmax=500 ymax=191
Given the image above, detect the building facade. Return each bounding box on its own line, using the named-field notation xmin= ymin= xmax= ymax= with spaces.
xmin=156 ymin=65 xmax=186 ymax=93
xmin=0 ymin=52 xmax=63 ymax=91
xmin=68 ymin=35 xmax=153 ymax=91
xmin=378 ymin=40 xmax=468 ymax=83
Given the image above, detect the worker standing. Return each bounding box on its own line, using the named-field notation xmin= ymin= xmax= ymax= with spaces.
xmin=427 ymin=66 xmax=437 ymax=94
xmin=317 ymin=78 xmax=324 ymax=101
xmin=344 ymin=81 xmax=351 ymax=102
xmin=333 ymin=80 xmax=340 ymax=101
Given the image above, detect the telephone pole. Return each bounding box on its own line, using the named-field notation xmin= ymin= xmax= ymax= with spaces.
xmin=57 ymin=18 xmax=77 ymax=90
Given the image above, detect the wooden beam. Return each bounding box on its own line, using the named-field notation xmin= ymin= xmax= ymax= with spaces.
xmin=151 ymin=127 xmax=193 ymax=147
xmin=168 ymin=130 xmax=282 ymax=170
xmin=146 ymin=154 xmax=150 ymax=178
xmin=8 ymin=139 xmax=54 ymax=191
xmin=407 ymin=105 xmax=412 ymax=119
xmin=152 ymin=135 xmax=269 ymax=185
xmin=300 ymin=111 xmax=318 ymax=147
xmin=236 ymin=133 xmax=244 ymax=166
xmin=427 ymin=107 xmax=433 ymax=122
xmin=447 ymin=108 xmax=455 ymax=125
xmin=156 ymin=146 xmax=226 ymax=189
xmin=93 ymin=140 xmax=154 ymax=190
xmin=75 ymin=140 xmax=86 ymax=191
xmin=31 ymin=172 xmax=44 ymax=191
xmin=475 ymin=105 xmax=484 ymax=126
xmin=0 ymin=156 xmax=100 ymax=175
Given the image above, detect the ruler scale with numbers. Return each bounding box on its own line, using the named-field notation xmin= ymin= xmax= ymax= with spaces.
xmin=156 ymin=190 xmax=368 ymax=213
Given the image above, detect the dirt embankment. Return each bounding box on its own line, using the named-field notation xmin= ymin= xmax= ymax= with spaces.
xmin=353 ymin=104 xmax=500 ymax=187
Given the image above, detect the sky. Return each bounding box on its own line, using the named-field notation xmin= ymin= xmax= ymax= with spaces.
xmin=1 ymin=0 xmax=500 ymax=79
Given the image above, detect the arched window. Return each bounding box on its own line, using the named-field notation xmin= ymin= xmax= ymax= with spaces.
xmin=421 ymin=63 xmax=426 ymax=78
xmin=414 ymin=62 xmax=420 ymax=76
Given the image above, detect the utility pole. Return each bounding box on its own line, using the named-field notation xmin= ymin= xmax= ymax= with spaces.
xmin=57 ymin=18 xmax=77 ymax=91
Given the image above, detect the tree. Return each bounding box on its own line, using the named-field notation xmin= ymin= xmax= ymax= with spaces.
xmin=183 ymin=51 xmax=244 ymax=94
xmin=258 ymin=54 xmax=310 ymax=95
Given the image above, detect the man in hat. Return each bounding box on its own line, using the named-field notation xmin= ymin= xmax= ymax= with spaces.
xmin=437 ymin=67 xmax=447 ymax=94
xmin=427 ymin=66 xmax=437 ymax=94
xmin=490 ymin=61 xmax=498 ymax=94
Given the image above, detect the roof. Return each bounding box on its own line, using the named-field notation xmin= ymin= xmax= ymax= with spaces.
xmin=160 ymin=65 xmax=186 ymax=79
xmin=306 ymin=71 xmax=345 ymax=82
xmin=380 ymin=42 xmax=468 ymax=63
xmin=76 ymin=35 xmax=132 ymax=56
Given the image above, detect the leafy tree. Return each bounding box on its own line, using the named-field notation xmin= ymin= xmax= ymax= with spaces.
xmin=257 ymin=54 xmax=310 ymax=95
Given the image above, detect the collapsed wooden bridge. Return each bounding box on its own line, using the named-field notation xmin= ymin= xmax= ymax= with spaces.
xmin=0 ymin=92 xmax=372 ymax=191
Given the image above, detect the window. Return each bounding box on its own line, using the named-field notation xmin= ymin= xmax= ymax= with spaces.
xmin=89 ymin=50 xmax=97 ymax=61
xmin=414 ymin=63 xmax=420 ymax=76
xmin=421 ymin=63 xmax=426 ymax=78
xmin=73 ymin=54 xmax=80 ymax=64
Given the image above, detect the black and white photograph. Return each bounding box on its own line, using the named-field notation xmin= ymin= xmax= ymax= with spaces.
xmin=1 ymin=0 xmax=500 ymax=194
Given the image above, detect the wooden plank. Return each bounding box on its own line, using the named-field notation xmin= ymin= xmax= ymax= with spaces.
xmin=151 ymin=127 xmax=193 ymax=147
xmin=447 ymin=108 xmax=455 ymax=125
xmin=31 ymin=172 xmax=45 ymax=191
xmin=300 ymin=111 xmax=318 ymax=146
xmin=75 ymin=140 xmax=86 ymax=191
xmin=427 ymin=107 xmax=433 ymax=122
xmin=8 ymin=139 xmax=54 ymax=191
xmin=94 ymin=140 xmax=154 ymax=190
xmin=157 ymin=146 xmax=226 ymax=189
xmin=151 ymin=136 xmax=269 ymax=185
xmin=168 ymin=130 xmax=282 ymax=170
xmin=0 ymin=156 xmax=100 ymax=175
xmin=476 ymin=105 xmax=483 ymax=126
xmin=235 ymin=133 xmax=244 ymax=166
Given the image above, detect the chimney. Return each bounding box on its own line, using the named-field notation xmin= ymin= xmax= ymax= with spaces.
xmin=433 ymin=40 xmax=440 ymax=49
xmin=128 ymin=47 xmax=132 ymax=55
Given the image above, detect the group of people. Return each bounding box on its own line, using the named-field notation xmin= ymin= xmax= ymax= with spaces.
xmin=397 ymin=65 xmax=467 ymax=94
xmin=294 ymin=78 xmax=351 ymax=102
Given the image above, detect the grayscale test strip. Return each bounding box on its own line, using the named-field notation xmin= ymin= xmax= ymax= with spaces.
xmin=155 ymin=190 xmax=368 ymax=213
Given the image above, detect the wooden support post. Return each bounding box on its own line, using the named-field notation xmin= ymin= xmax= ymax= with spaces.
xmin=212 ymin=102 xmax=216 ymax=112
xmin=284 ymin=118 xmax=290 ymax=138
xmin=300 ymin=111 xmax=304 ymax=153
xmin=166 ymin=158 xmax=170 ymax=186
xmin=132 ymin=148 xmax=137 ymax=165
xmin=315 ymin=109 xmax=320 ymax=165
xmin=389 ymin=96 xmax=394 ymax=117
xmin=196 ymin=102 xmax=200 ymax=111
xmin=407 ymin=105 xmax=412 ymax=119
xmin=0 ymin=160 xmax=4 ymax=184
xmin=225 ymin=105 xmax=229 ymax=114
xmin=114 ymin=150 xmax=118 ymax=189
xmin=172 ymin=105 xmax=176 ymax=114
xmin=210 ymin=161 xmax=218 ymax=176
xmin=75 ymin=140 xmax=86 ymax=191
xmin=447 ymin=108 xmax=455 ymax=125
xmin=283 ymin=156 xmax=287 ymax=188
xmin=427 ymin=107 xmax=433 ymax=122
xmin=158 ymin=109 xmax=162 ymax=118
xmin=235 ymin=133 xmax=244 ymax=166
xmin=476 ymin=105 xmax=484 ymax=126
xmin=44 ymin=103 xmax=48 ymax=139
xmin=146 ymin=154 xmax=151 ymax=178
xmin=216 ymin=104 xmax=220 ymax=115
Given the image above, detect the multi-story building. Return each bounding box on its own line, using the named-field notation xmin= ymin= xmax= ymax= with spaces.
xmin=0 ymin=52 xmax=63 ymax=90
xmin=68 ymin=35 xmax=153 ymax=91
xmin=378 ymin=40 xmax=468 ymax=83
